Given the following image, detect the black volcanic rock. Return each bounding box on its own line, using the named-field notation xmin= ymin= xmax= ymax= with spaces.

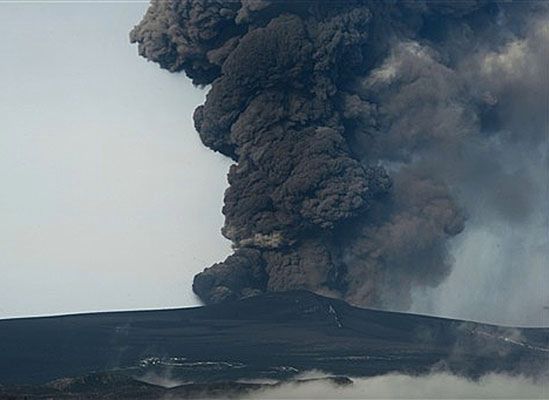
xmin=0 ymin=291 xmax=547 ymax=395
xmin=0 ymin=374 xmax=353 ymax=399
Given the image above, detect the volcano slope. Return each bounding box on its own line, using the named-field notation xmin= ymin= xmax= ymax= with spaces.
xmin=0 ymin=291 xmax=547 ymax=396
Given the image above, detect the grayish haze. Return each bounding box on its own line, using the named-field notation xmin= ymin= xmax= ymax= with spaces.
xmin=0 ymin=1 xmax=546 ymax=327
xmin=0 ymin=2 xmax=231 ymax=318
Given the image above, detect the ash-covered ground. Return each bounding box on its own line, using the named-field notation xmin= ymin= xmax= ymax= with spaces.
xmin=0 ymin=291 xmax=547 ymax=398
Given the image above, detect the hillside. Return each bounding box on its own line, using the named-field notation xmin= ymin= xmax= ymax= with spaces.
xmin=0 ymin=290 xmax=547 ymax=395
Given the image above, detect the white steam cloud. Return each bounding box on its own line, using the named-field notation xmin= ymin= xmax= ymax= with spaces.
xmin=244 ymin=372 xmax=549 ymax=399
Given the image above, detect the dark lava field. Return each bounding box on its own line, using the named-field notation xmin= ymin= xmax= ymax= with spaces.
xmin=0 ymin=291 xmax=547 ymax=398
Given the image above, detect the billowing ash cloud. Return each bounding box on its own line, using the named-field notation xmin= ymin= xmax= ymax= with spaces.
xmin=130 ymin=1 xmax=548 ymax=311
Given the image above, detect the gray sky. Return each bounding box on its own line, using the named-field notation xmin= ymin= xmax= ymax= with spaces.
xmin=0 ymin=1 xmax=231 ymax=318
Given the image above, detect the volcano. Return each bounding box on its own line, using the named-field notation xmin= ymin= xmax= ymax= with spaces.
xmin=0 ymin=291 xmax=547 ymax=398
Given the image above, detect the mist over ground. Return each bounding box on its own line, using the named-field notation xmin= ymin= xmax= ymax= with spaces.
xmin=244 ymin=372 xmax=549 ymax=399
xmin=136 ymin=369 xmax=549 ymax=399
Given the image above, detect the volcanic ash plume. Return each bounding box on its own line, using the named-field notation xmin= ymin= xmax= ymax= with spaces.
xmin=130 ymin=1 xmax=548 ymax=310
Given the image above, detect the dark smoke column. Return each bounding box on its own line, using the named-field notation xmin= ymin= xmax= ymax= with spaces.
xmin=130 ymin=0 xmax=467 ymax=309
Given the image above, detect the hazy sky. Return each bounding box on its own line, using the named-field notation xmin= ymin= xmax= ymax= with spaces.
xmin=0 ymin=1 xmax=231 ymax=318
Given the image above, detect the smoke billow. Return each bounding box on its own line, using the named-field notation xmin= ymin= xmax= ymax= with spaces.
xmin=130 ymin=1 xmax=548 ymax=311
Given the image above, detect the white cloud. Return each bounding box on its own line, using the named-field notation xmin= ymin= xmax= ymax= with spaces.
xmin=245 ymin=372 xmax=549 ymax=399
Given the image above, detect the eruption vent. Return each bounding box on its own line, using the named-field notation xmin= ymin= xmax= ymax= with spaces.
xmin=131 ymin=1 xmax=548 ymax=310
